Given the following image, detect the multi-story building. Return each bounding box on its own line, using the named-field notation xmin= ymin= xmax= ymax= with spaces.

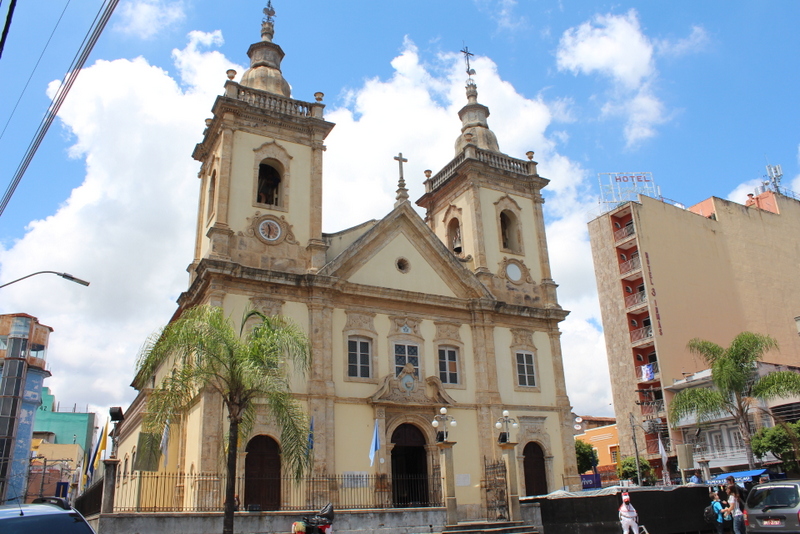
xmin=115 ymin=6 xmax=578 ymax=520
xmin=0 ymin=313 xmax=52 ymax=504
xmin=574 ymin=419 xmax=619 ymax=485
xmin=588 ymin=189 xmax=800 ymax=474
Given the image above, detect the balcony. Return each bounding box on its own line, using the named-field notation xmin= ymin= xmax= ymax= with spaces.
xmin=630 ymin=325 xmax=653 ymax=344
xmin=614 ymin=224 xmax=635 ymax=242
xmin=645 ymin=435 xmax=671 ymax=455
xmin=636 ymin=361 xmax=659 ymax=381
xmin=619 ymin=256 xmax=641 ymax=275
xmin=639 ymin=400 xmax=664 ymax=418
xmin=624 ymin=291 xmax=647 ymax=309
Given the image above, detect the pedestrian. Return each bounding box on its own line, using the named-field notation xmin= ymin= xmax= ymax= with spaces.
xmin=619 ymin=492 xmax=639 ymax=534
xmin=690 ymin=470 xmax=702 ymax=484
xmin=723 ymin=483 xmax=745 ymax=534
xmin=233 ymin=494 xmax=240 ymax=511
xmin=759 ymin=474 xmax=769 ymax=485
xmin=710 ymin=491 xmax=725 ymax=534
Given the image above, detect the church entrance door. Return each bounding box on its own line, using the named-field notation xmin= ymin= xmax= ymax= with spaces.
xmin=391 ymin=423 xmax=429 ymax=507
xmin=245 ymin=435 xmax=281 ymax=510
xmin=522 ymin=441 xmax=548 ymax=496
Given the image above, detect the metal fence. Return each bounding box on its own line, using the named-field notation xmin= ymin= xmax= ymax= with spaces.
xmin=113 ymin=472 xmax=443 ymax=512
xmin=74 ymin=477 xmax=103 ymax=517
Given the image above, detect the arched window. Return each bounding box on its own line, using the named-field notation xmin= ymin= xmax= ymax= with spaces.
xmin=500 ymin=210 xmax=520 ymax=252
xmin=447 ymin=218 xmax=462 ymax=255
xmin=257 ymin=162 xmax=282 ymax=206
xmin=207 ymin=170 xmax=216 ymax=219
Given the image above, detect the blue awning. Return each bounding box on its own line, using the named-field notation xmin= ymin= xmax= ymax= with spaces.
xmin=709 ymin=469 xmax=767 ymax=484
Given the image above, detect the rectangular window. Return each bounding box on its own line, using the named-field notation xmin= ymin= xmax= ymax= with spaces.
xmin=347 ymin=337 xmax=371 ymax=378
xmin=516 ymin=352 xmax=536 ymax=387
xmin=394 ymin=343 xmax=419 ymax=376
xmin=438 ymin=346 xmax=459 ymax=384
xmin=610 ymin=446 xmax=619 ymax=463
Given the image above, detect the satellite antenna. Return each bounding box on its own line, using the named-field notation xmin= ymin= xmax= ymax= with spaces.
xmin=263 ymin=1 xmax=276 ymax=22
xmin=766 ymin=163 xmax=783 ymax=189
xmin=460 ymin=45 xmax=476 ymax=83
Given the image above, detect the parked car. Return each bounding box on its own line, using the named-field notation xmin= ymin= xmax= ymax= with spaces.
xmin=0 ymin=496 xmax=96 ymax=534
xmin=745 ymin=480 xmax=800 ymax=533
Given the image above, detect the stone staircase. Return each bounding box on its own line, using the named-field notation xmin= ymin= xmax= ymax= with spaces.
xmin=438 ymin=520 xmax=539 ymax=534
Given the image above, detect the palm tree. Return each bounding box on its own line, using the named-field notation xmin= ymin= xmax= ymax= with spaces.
xmin=136 ymin=305 xmax=311 ymax=534
xmin=669 ymin=332 xmax=800 ymax=469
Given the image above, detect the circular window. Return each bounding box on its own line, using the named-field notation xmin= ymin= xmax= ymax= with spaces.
xmin=396 ymin=257 xmax=410 ymax=273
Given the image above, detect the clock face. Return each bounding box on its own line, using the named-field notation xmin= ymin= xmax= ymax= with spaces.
xmin=506 ymin=262 xmax=522 ymax=282
xmin=258 ymin=219 xmax=282 ymax=242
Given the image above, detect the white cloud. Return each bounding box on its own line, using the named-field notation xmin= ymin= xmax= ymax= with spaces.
xmin=116 ymin=0 xmax=186 ymax=40
xmin=655 ymin=26 xmax=709 ymax=57
xmin=473 ymin=0 xmax=527 ymax=33
xmin=727 ymin=178 xmax=763 ymax=204
xmin=0 ymin=31 xmax=231 ymax=415
xmin=556 ymin=9 xmax=670 ymax=148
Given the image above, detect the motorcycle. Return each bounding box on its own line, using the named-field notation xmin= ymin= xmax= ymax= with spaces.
xmin=292 ymin=502 xmax=334 ymax=534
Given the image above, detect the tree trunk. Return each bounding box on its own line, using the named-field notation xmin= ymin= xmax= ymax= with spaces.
xmin=738 ymin=416 xmax=756 ymax=470
xmin=223 ymin=415 xmax=239 ymax=534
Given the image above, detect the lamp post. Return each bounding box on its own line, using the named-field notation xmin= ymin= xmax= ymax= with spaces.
xmin=431 ymin=407 xmax=458 ymax=525
xmin=495 ymin=409 xmax=522 ymax=521
xmin=495 ymin=410 xmax=519 ymax=443
xmin=0 ymin=270 xmax=90 ymax=289
xmin=432 ymin=406 xmax=457 ymax=443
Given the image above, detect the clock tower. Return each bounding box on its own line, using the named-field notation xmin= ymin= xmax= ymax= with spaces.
xmin=188 ymin=8 xmax=334 ymax=288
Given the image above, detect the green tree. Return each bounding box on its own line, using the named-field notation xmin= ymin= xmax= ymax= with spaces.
xmin=751 ymin=420 xmax=800 ymax=474
xmin=668 ymin=332 xmax=800 ymax=469
xmin=575 ymin=439 xmax=599 ymax=473
xmin=136 ymin=305 xmax=311 ymax=534
xmin=617 ymin=456 xmax=654 ymax=485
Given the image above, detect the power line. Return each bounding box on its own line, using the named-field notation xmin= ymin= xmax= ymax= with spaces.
xmin=0 ymin=0 xmax=120 ymax=217
xmin=0 ymin=0 xmax=18 ymax=60
xmin=0 ymin=0 xmax=73 ymax=144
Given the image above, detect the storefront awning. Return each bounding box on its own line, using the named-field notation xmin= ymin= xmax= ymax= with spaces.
xmin=708 ymin=469 xmax=767 ymax=484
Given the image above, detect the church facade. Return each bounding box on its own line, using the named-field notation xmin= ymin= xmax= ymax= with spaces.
xmin=117 ymin=8 xmax=578 ymax=519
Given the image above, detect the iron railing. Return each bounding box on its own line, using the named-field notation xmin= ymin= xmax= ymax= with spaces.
xmin=614 ymin=224 xmax=635 ymax=242
xmin=636 ymin=361 xmax=659 ymax=380
xmin=113 ymin=472 xmax=442 ymax=513
xmin=630 ymin=325 xmax=653 ymax=344
xmin=619 ymin=256 xmax=641 ymax=275
xmin=640 ymin=400 xmax=665 ymax=418
xmin=625 ymin=291 xmax=647 ymax=309
xmin=74 ymin=477 xmax=103 ymax=517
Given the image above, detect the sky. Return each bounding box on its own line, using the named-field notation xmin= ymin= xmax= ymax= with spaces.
xmin=0 ymin=0 xmax=798 ymax=425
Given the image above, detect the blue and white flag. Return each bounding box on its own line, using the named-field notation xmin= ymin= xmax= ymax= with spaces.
xmin=658 ymin=434 xmax=670 ymax=485
xmin=369 ymin=419 xmax=381 ymax=467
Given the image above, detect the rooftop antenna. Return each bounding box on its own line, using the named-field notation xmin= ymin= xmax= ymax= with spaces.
xmin=263 ymin=1 xmax=275 ymax=23
xmin=460 ymin=45 xmax=476 ymax=84
xmin=766 ymin=163 xmax=783 ymax=192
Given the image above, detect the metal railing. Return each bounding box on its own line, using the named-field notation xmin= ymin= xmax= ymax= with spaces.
xmin=619 ymin=256 xmax=641 ymax=275
xmin=74 ymin=477 xmax=103 ymax=517
xmin=113 ymin=472 xmax=442 ymax=512
xmin=614 ymin=224 xmax=635 ymax=241
xmin=630 ymin=325 xmax=653 ymax=343
xmin=625 ymin=291 xmax=647 ymax=309
xmin=645 ymin=436 xmax=671 ymax=455
xmin=640 ymin=400 xmax=665 ymax=418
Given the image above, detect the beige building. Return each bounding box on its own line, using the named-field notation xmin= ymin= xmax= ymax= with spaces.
xmin=117 ymin=9 xmax=578 ymax=518
xmin=588 ymin=189 xmax=800 ymax=471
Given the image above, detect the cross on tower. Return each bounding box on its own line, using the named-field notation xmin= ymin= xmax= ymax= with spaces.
xmin=394 ymin=152 xmax=408 ymax=183
xmin=460 ymin=46 xmax=476 ymax=77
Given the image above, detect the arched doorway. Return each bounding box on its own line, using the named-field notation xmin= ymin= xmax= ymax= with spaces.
xmin=245 ymin=435 xmax=280 ymax=510
xmin=523 ymin=441 xmax=548 ymax=496
xmin=391 ymin=423 xmax=429 ymax=507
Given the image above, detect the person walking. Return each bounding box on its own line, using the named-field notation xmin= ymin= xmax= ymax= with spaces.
xmin=710 ymin=491 xmax=725 ymax=534
xmin=619 ymin=492 xmax=639 ymax=534
xmin=723 ymin=482 xmax=745 ymax=534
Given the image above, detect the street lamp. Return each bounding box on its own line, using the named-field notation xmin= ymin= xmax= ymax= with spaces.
xmin=495 ymin=410 xmax=519 ymax=443
xmin=432 ymin=407 xmax=457 ymax=442
xmin=0 ymin=270 xmax=90 ymax=289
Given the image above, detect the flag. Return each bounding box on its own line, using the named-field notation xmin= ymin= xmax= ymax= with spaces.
xmin=307 ymin=416 xmax=314 ymax=454
xmin=87 ymin=419 xmax=109 ymax=483
xmin=641 ymin=363 xmax=654 ymax=381
xmin=369 ymin=419 xmax=381 ymax=467
xmin=658 ymin=434 xmax=670 ymax=485
xmin=160 ymin=419 xmax=170 ymax=468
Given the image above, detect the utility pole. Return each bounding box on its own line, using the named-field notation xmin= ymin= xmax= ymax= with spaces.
xmin=629 ymin=412 xmax=642 ymax=485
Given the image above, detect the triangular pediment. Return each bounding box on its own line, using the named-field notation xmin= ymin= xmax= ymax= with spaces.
xmin=318 ymin=202 xmax=490 ymax=299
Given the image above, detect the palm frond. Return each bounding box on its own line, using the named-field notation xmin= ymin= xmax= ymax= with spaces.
xmin=668 ymin=387 xmax=730 ymax=427
xmin=752 ymin=371 xmax=800 ymax=400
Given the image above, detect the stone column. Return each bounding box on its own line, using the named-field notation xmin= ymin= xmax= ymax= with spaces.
xmin=499 ymin=442 xmax=521 ymax=521
xmin=437 ymin=441 xmax=458 ymax=526
xmin=101 ymin=458 xmax=120 ymax=514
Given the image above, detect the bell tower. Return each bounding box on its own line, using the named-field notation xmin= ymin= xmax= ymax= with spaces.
xmin=188 ymin=3 xmax=334 ymax=284
xmin=416 ymin=57 xmax=560 ymax=309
